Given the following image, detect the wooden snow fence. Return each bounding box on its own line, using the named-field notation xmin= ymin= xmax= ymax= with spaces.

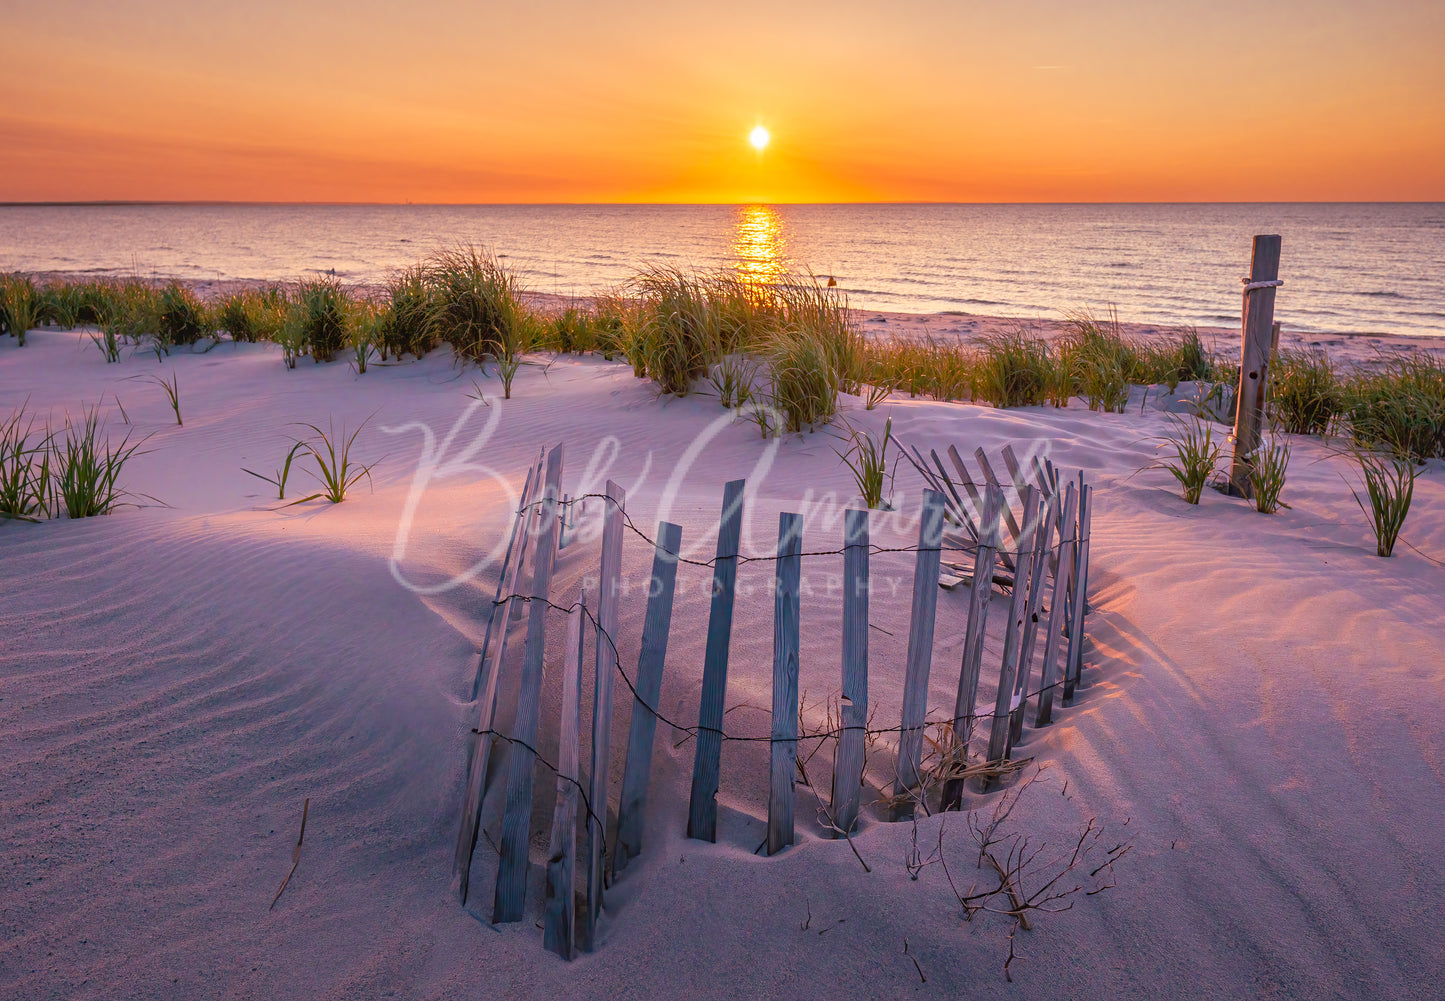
xmin=452 ymin=442 xmax=1094 ymax=958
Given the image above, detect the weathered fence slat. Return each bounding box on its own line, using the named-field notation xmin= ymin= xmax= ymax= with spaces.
xmin=830 ymin=509 xmax=869 ymax=835
xmin=543 ymin=595 xmax=586 ymax=959
xmin=1035 ymin=484 xmax=1078 ymax=728
xmin=613 ymin=521 xmax=683 ymax=876
xmin=583 ymin=480 xmax=626 ymax=948
xmin=974 ymin=448 xmax=1024 ymax=550
xmin=941 ymin=484 xmax=1004 ymax=812
xmin=687 ymin=478 xmax=747 ymax=843
xmin=472 ymin=458 xmax=538 ymax=700
xmin=492 ymin=444 xmax=565 ymax=923
xmin=892 ymin=489 xmax=946 ymax=818
xmin=953 ymin=446 xmax=1016 ymax=573
xmin=1009 ymin=487 xmax=1060 ymax=747
xmin=1064 ymin=482 xmax=1093 ymax=702
xmin=929 ymin=448 xmax=977 ymax=536
xmin=453 ymin=450 xmax=545 ymax=904
xmin=984 ymin=487 xmax=1039 ymax=773
xmin=767 ymin=513 xmax=803 ymax=855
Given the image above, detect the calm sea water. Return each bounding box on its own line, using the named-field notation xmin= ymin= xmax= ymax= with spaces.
xmin=1 ymin=203 xmax=1441 ymax=336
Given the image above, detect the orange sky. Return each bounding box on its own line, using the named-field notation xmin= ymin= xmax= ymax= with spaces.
xmin=2 ymin=0 xmax=1442 ymax=203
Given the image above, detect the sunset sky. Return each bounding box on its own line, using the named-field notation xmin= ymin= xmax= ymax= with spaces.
xmin=3 ymin=0 xmax=1442 ymax=203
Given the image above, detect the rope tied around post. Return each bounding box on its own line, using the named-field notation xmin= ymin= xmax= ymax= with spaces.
xmin=1241 ymin=278 xmax=1284 ymax=293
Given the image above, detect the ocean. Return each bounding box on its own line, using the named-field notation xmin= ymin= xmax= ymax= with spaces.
xmin=1 ymin=202 xmax=1441 ymax=337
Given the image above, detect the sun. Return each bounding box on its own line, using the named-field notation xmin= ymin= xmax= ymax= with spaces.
xmin=749 ymin=125 xmax=770 ymax=151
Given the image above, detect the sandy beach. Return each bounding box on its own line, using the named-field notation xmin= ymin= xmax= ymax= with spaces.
xmin=2 ymin=310 xmax=1443 ymax=1000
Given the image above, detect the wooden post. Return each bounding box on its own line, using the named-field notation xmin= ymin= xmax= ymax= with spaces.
xmin=492 ymin=445 xmax=565 ymax=923
xmin=830 ymin=509 xmax=869 ymax=835
xmin=767 ymin=513 xmax=803 ymax=856
xmin=452 ymin=449 xmax=547 ymax=905
xmin=543 ymin=595 xmax=585 ymax=960
xmin=1064 ymin=482 xmax=1092 ymax=703
xmin=985 ymin=487 xmax=1039 ymax=771
xmin=1228 ymin=235 xmax=1283 ymax=498
xmin=1009 ymin=487 xmax=1059 ymax=748
xmin=687 ymin=479 xmax=747 ymax=842
xmin=1035 ymin=484 xmax=1078 ymax=728
xmin=583 ymin=480 xmax=625 ymax=948
xmin=941 ymin=484 xmax=1003 ymax=812
xmin=892 ymin=489 xmax=946 ymax=818
xmin=613 ymin=521 xmax=683 ymax=875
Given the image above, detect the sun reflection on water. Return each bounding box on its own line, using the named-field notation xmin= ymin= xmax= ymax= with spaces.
xmin=731 ymin=204 xmax=789 ymax=287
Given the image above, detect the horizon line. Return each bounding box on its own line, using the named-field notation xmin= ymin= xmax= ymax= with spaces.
xmin=3 ymin=199 xmax=1443 ymax=209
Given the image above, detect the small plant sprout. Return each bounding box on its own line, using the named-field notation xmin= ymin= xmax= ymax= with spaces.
xmin=494 ymin=352 xmax=521 ymax=400
xmin=242 ymin=441 xmax=307 ymax=501
xmin=1347 ymin=448 xmax=1417 ymax=558
xmin=1247 ymin=435 xmax=1291 ymax=513
xmin=143 ymin=371 xmax=183 ymax=425
xmin=834 ymin=416 xmax=896 ymax=510
xmin=1152 ymin=415 xmax=1220 ymax=504
xmin=90 ymin=324 xmax=123 ymax=363
xmin=296 ymin=418 xmax=376 ymax=504
xmin=464 ymin=379 xmax=492 ymax=407
xmin=863 ymin=382 xmax=893 ymax=411
xmin=708 ymin=355 xmax=755 ymax=409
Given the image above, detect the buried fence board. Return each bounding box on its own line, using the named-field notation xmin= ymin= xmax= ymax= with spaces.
xmin=767 ymin=513 xmax=803 ymax=856
xmin=472 ymin=457 xmax=538 ymax=701
xmin=583 ymin=480 xmax=626 ymax=948
xmin=687 ymin=479 xmax=747 ymax=843
xmin=453 ymin=449 xmax=545 ymax=904
xmin=493 ymin=444 xmax=566 ymax=924
xmin=613 ymin=521 xmax=684 ymax=875
xmin=830 ymin=509 xmax=869 ymax=835
xmin=892 ymin=490 xmax=947 ymax=818
xmin=950 ymin=447 xmax=1015 ymax=574
xmin=1035 ymin=484 xmax=1079 ymax=728
xmin=543 ymin=597 xmax=586 ymax=960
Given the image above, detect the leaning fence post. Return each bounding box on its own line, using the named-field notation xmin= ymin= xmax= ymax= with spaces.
xmin=892 ymin=489 xmax=946 ymax=819
xmin=492 ymin=443 xmax=565 ymax=924
xmin=583 ymin=480 xmax=625 ymax=949
xmin=1227 ymin=235 xmax=1283 ymax=498
xmin=543 ymin=593 xmax=586 ymax=960
xmin=941 ymin=484 xmax=1004 ymax=812
xmin=687 ymin=479 xmax=747 ymax=842
xmin=1063 ymin=481 xmax=1092 ymax=703
xmin=830 ymin=509 xmax=869 ymax=835
xmin=613 ymin=521 xmax=683 ymax=876
xmin=767 ymin=513 xmax=803 ymax=856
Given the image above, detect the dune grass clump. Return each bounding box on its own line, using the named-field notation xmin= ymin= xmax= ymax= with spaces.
xmin=626 ymin=266 xmax=752 ymax=396
xmin=157 ymin=282 xmax=211 ymax=348
xmin=1153 ymin=415 xmax=1220 ymax=504
xmin=708 ymin=354 xmax=756 ymax=409
xmin=766 ymin=327 xmax=842 ymax=431
xmin=37 ymin=281 xmax=84 ymax=329
xmin=424 ymin=246 xmax=529 ymax=365
xmin=296 ymin=419 xmax=375 ymax=504
xmin=379 ymin=266 xmax=436 ymax=360
xmin=835 ymin=415 xmax=894 ymax=509
xmin=1 ymin=275 xmax=40 ymax=347
xmin=973 ymin=328 xmax=1053 ymax=408
xmin=217 ymin=287 xmax=288 ymax=343
xmin=1347 ymin=447 xmax=1417 ymax=557
xmin=1 ymin=405 xmax=53 ymax=521
xmin=1345 ymin=352 xmax=1445 ymax=462
xmin=292 ymin=278 xmax=352 ymax=363
xmin=51 ymin=408 xmax=146 ymax=519
xmin=1247 ymin=435 xmax=1291 ymax=513
xmin=1270 ymin=349 xmax=1342 ymax=436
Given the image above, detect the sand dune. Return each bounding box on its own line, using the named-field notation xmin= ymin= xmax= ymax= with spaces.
xmin=2 ymin=328 xmax=1443 ymax=999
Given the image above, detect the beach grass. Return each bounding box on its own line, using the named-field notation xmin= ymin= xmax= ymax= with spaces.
xmin=1154 ymin=415 xmax=1221 ymax=504
xmin=297 ymin=419 xmax=375 ymax=503
xmin=217 ymin=287 xmax=288 ymax=343
xmin=293 ymin=278 xmax=351 ymax=363
xmin=0 ymin=405 xmax=53 ymax=521
xmin=1347 ymin=447 xmax=1417 ymax=557
xmin=1270 ymin=349 xmax=1341 ymax=436
xmin=51 ymin=408 xmax=145 ymax=518
xmin=423 ymin=246 xmax=528 ymax=365
xmin=1 ymin=275 xmax=40 ymax=347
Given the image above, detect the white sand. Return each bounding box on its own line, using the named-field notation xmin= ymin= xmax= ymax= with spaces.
xmin=2 ymin=328 xmax=1443 ymax=999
